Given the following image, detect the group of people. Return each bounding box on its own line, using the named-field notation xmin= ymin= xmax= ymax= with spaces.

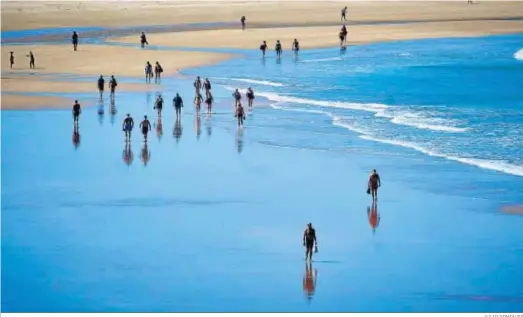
xmin=193 ymin=76 xmax=214 ymax=114
xmin=8 ymin=51 xmax=35 ymax=69
xmin=97 ymin=75 xmax=119 ymax=100
xmin=145 ymin=61 xmax=164 ymax=84
xmin=259 ymin=39 xmax=301 ymax=59
xmin=231 ymin=87 xmax=255 ymax=126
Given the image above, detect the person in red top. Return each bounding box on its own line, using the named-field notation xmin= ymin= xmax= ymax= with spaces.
xmin=367 ymin=201 xmax=380 ymax=234
xmin=303 ymin=261 xmax=317 ymax=302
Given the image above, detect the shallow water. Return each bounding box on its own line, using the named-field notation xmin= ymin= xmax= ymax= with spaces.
xmin=1 ymin=30 xmax=523 ymax=312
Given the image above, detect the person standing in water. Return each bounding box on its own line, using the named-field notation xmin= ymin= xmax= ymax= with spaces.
xmin=203 ymin=78 xmax=212 ymax=98
xmin=122 ymin=113 xmax=134 ymax=140
xmin=154 ymin=61 xmax=163 ymax=84
xmin=140 ymin=115 xmax=152 ymax=142
xmin=27 ymin=51 xmax=35 ymax=69
xmin=241 ymin=16 xmax=246 ymax=30
xmin=154 ymin=94 xmax=164 ymax=116
xmin=275 ymin=40 xmax=282 ymax=60
xmin=140 ymin=32 xmax=149 ymax=48
xmin=72 ymin=100 xmax=81 ymax=126
xmin=194 ymin=93 xmax=203 ymax=114
xmin=194 ymin=76 xmax=203 ymax=95
xmin=205 ymin=92 xmax=214 ymax=114
xmin=109 ymin=75 xmax=118 ymax=99
xmin=232 ymin=89 xmax=242 ymax=108
xmin=145 ymin=62 xmax=153 ymax=84
xmin=173 ymin=93 xmax=184 ymax=117
xmin=303 ymin=223 xmax=318 ymax=261
xmin=341 ymin=6 xmax=348 ymax=21
xmin=292 ymin=39 xmax=300 ymax=59
xmin=72 ymin=31 xmax=79 ymax=51
xmin=368 ymin=169 xmax=381 ymax=201
xmin=246 ymin=87 xmax=255 ymax=109
xmin=235 ymin=102 xmax=246 ymax=127
xmin=260 ymin=41 xmax=268 ymax=58
xmin=97 ymin=75 xmax=105 ymax=100
xmin=9 ymin=52 xmax=14 ymax=69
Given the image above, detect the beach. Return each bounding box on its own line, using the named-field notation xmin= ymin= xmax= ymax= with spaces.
xmin=2 ymin=0 xmax=523 ymax=313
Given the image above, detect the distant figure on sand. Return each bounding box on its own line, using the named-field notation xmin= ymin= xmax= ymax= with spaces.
xmin=122 ymin=113 xmax=134 ymax=140
xmin=140 ymin=115 xmax=152 ymax=142
xmin=97 ymin=75 xmax=105 ymax=99
xmin=246 ymin=87 xmax=255 ymax=109
xmin=205 ymin=93 xmax=214 ymax=113
xmin=235 ymin=102 xmax=246 ymax=127
xmin=260 ymin=41 xmax=268 ymax=58
xmin=341 ymin=6 xmax=348 ymax=21
xmin=232 ymin=89 xmax=242 ymax=107
xmin=204 ymin=78 xmax=212 ymax=97
xmin=194 ymin=76 xmax=203 ymax=94
xmin=194 ymin=93 xmax=203 ymax=113
xmin=72 ymin=31 xmax=79 ymax=51
xmin=9 ymin=52 xmax=14 ymax=69
xmin=303 ymin=261 xmax=317 ymax=302
xmin=145 ymin=62 xmax=153 ymax=84
xmin=367 ymin=201 xmax=380 ymax=234
xmin=109 ymin=75 xmax=118 ymax=99
xmin=72 ymin=100 xmax=81 ymax=125
xmin=303 ymin=223 xmax=318 ymax=261
xmin=275 ymin=40 xmax=282 ymax=59
xmin=241 ymin=16 xmax=246 ymax=30
xmin=154 ymin=61 xmax=163 ymax=84
xmin=27 ymin=51 xmax=35 ymax=69
xmin=154 ymin=94 xmax=164 ymax=116
xmin=140 ymin=32 xmax=149 ymax=48
xmin=173 ymin=93 xmax=184 ymax=117
xmin=292 ymin=39 xmax=300 ymax=58
xmin=367 ymin=169 xmax=381 ymax=201
xmin=340 ymin=25 xmax=348 ymax=47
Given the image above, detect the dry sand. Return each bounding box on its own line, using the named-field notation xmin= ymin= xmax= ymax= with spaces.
xmin=1 ymin=94 xmax=73 ymax=110
xmin=108 ymin=20 xmax=523 ymax=49
xmin=3 ymin=1 xmax=523 ymax=31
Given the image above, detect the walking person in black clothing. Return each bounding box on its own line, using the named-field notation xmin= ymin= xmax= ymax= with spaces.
xmin=260 ymin=41 xmax=268 ymax=58
xmin=246 ymin=87 xmax=255 ymax=109
xmin=292 ymin=39 xmax=300 ymax=59
xmin=275 ymin=40 xmax=282 ymax=60
xmin=173 ymin=93 xmax=184 ymax=117
xmin=203 ymin=78 xmax=212 ymax=98
xmin=140 ymin=32 xmax=149 ymax=48
xmin=9 ymin=52 xmax=14 ymax=69
xmin=108 ymin=75 xmax=118 ymax=99
xmin=154 ymin=94 xmax=164 ymax=116
xmin=303 ymin=223 xmax=318 ymax=261
xmin=72 ymin=100 xmax=81 ymax=126
xmin=341 ymin=6 xmax=348 ymax=21
xmin=241 ymin=16 xmax=246 ymax=30
xmin=154 ymin=61 xmax=163 ymax=84
xmin=72 ymin=31 xmax=79 ymax=51
xmin=27 ymin=51 xmax=35 ymax=69
xmin=97 ymin=75 xmax=105 ymax=100
xmin=140 ymin=115 xmax=152 ymax=142
xmin=235 ymin=102 xmax=246 ymax=127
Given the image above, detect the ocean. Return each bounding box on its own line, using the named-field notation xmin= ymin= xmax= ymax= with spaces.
xmin=1 ymin=30 xmax=523 ymax=312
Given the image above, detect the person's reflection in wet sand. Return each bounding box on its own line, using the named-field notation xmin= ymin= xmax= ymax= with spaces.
xmin=155 ymin=115 xmax=163 ymax=141
xmin=140 ymin=142 xmax=151 ymax=166
xmin=173 ymin=116 xmax=183 ymax=143
xmin=97 ymin=100 xmax=104 ymax=125
xmin=261 ymin=57 xmax=266 ymax=67
xmin=276 ymin=59 xmax=281 ymax=65
xmin=303 ymin=261 xmax=318 ymax=302
xmin=194 ymin=115 xmax=201 ymax=141
xmin=205 ymin=113 xmax=212 ymax=138
xmin=236 ymin=127 xmax=244 ymax=154
xmin=146 ymin=91 xmax=152 ymax=107
xmin=72 ymin=125 xmax=81 ymax=149
xmin=367 ymin=201 xmax=380 ymax=234
xmin=110 ymin=98 xmax=117 ymax=126
xmin=122 ymin=141 xmax=134 ymax=166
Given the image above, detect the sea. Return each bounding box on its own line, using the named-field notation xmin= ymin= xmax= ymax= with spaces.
xmin=1 ymin=29 xmax=523 ymax=312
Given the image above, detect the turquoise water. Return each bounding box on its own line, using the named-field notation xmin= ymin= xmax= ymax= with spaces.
xmin=1 ymin=31 xmax=523 ymax=312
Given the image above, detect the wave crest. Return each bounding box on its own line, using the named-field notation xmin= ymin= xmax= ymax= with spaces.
xmin=515 ymin=48 xmax=523 ymax=61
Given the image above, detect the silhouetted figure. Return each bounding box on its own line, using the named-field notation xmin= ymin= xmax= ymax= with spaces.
xmin=108 ymin=75 xmax=118 ymax=99
xmin=154 ymin=94 xmax=164 ymax=116
xmin=97 ymin=75 xmax=105 ymax=100
xmin=123 ymin=141 xmax=134 ymax=166
xmin=145 ymin=61 xmax=153 ymax=84
xmin=122 ymin=113 xmax=134 ymax=140
xmin=235 ymin=102 xmax=246 ymax=127
xmin=72 ymin=100 xmax=81 ymax=126
xmin=205 ymin=92 xmax=214 ymax=114
xmin=232 ymin=89 xmax=242 ymax=108
xmin=140 ymin=32 xmax=149 ymax=48
xmin=193 ymin=76 xmax=203 ymax=95
xmin=140 ymin=115 xmax=152 ymax=142
xmin=292 ymin=39 xmax=300 ymax=59
xmin=9 ymin=52 xmax=14 ymax=69
xmin=194 ymin=115 xmax=201 ymax=141
xmin=173 ymin=93 xmax=184 ymax=117
xmin=367 ymin=169 xmax=381 ymax=201
xmin=194 ymin=93 xmax=203 ymax=114
xmin=367 ymin=201 xmax=380 ymax=234
xmin=275 ymin=40 xmax=282 ymax=60
xmin=154 ymin=61 xmax=163 ymax=84
xmin=72 ymin=125 xmax=81 ymax=149
xmin=241 ymin=16 xmax=246 ymax=30
xmin=72 ymin=31 xmax=79 ymax=51
xmin=260 ymin=40 xmax=267 ymax=58
xmin=203 ymin=78 xmax=212 ymax=97
xmin=341 ymin=6 xmax=347 ymax=21
xmin=339 ymin=25 xmax=348 ymax=48
xmin=140 ymin=142 xmax=151 ymax=166
xmin=173 ymin=116 xmax=183 ymax=143
xmin=236 ymin=127 xmax=244 ymax=154
xmin=27 ymin=51 xmax=35 ymax=69
xmin=246 ymin=87 xmax=255 ymax=109
xmin=303 ymin=223 xmax=318 ymax=261
xmin=303 ymin=261 xmax=318 ymax=302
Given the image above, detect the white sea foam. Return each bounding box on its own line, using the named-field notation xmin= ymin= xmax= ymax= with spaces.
xmin=300 ymin=57 xmax=343 ymax=63
xmin=375 ymin=111 xmax=468 ymax=133
xmin=214 ymin=77 xmax=285 ymax=87
xmin=359 ymin=135 xmax=523 ymax=177
xmin=514 ymin=48 xmax=523 ymax=61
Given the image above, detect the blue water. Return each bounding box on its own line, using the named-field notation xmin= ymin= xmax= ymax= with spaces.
xmin=2 ymin=32 xmax=523 ymax=313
